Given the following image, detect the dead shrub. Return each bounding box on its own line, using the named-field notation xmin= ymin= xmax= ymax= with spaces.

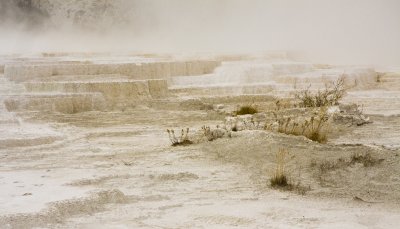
xmin=295 ymin=77 xmax=346 ymax=107
xmin=167 ymin=128 xmax=193 ymax=146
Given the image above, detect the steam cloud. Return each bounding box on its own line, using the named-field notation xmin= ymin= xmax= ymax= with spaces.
xmin=0 ymin=0 xmax=399 ymax=66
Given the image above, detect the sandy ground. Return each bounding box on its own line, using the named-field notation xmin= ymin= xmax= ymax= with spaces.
xmin=1 ymin=57 xmax=400 ymax=228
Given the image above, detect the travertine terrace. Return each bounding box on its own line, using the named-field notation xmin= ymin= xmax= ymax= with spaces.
xmin=1 ymin=52 xmax=400 ymax=228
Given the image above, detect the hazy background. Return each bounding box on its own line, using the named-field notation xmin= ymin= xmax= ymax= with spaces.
xmin=0 ymin=0 xmax=399 ymax=66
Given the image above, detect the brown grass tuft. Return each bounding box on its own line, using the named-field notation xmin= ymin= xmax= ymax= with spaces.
xmin=235 ymin=105 xmax=258 ymax=115
xmin=270 ymin=149 xmax=290 ymax=188
xmin=271 ymin=107 xmax=329 ymax=143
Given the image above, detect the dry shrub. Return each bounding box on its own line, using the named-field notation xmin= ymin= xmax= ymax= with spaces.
xmin=270 ymin=149 xmax=310 ymax=194
xmin=167 ymin=128 xmax=193 ymax=146
xmin=318 ymin=158 xmax=347 ymax=173
xmin=269 ymin=108 xmax=329 ymax=143
xmin=304 ymin=109 xmax=329 ymax=143
xmin=318 ymin=152 xmax=383 ymax=173
xmin=235 ymin=105 xmax=258 ymax=115
xmin=295 ymin=77 xmax=346 ymax=107
xmin=270 ymin=149 xmax=290 ymax=187
xmin=202 ymin=126 xmax=231 ymax=141
xmin=167 ymin=125 xmax=232 ymax=146
xmin=269 ymin=149 xmax=310 ymax=194
xmin=376 ymin=73 xmax=383 ymax=83
xmin=231 ymin=126 xmax=238 ymax=132
xmin=274 ymin=99 xmax=293 ymax=111
xmin=350 ymin=152 xmax=383 ymax=167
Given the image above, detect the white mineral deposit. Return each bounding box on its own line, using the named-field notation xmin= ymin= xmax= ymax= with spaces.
xmin=1 ymin=1 xmax=400 ymax=228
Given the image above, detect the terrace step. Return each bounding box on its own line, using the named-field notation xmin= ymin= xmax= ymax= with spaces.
xmin=24 ymin=79 xmax=168 ymax=99
xmin=170 ymin=85 xmax=276 ymax=97
xmin=0 ymin=123 xmax=62 ymax=149
xmin=4 ymin=93 xmax=107 ymax=114
xmin=23 ymin=74 xmax=131 ymax=82
xmin=342 ymin=90 xmax=400 ymax=116
xmin=4 ymin=61 xmax=220 ymax=82
xmin=0 ymin=77 xmax=26 ymax=94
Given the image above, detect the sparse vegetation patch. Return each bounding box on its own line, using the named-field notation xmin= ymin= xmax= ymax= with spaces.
xmin=295 ymin=77 xmax=346 ymax=107
xmin=167 ymin=128 xmax=193 ymax=146
xmin=235 ymin=105 xmax=258 ymax=115
xmin=350 ymin=152 xmax=383 ymax=167
xmin=167 ymin=125 xmax=232 ymax=146
xmin=202 ymin=125 xmax=231 ymax=141
xmin=269 ymin=149 xmax=310 ymax=194
xmin=265 ymin=107 xmax=330 ymax=143
xmin=318 ymin=152 xmax=383 ymax=174
xmin=270 ymin=149 xmax=290 ymax=188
